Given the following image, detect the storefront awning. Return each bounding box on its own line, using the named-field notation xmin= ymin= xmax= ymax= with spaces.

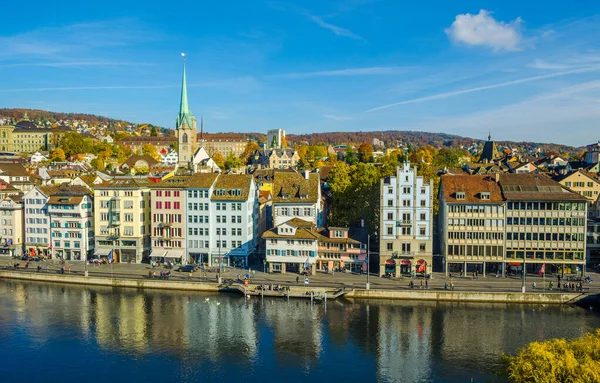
xmin=151 ymin=249 xmax=168 ymax=258
xmin=385 ymin=259 xmax=396 ymax=265
xmin=401 ymin=260 xmax=411 ymax=265
xmin=165 ymin=249 xmax=184 ymax=259
xmin=94 ymin=248 xmax=111 ymax=256
xmin=507 ymin=262 xmax=523 ymax=266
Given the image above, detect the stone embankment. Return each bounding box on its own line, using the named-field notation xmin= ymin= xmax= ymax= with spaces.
xmin=0 ymin=270 xmax=589 ymax=304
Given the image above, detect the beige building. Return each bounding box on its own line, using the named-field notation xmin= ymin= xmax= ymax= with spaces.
xmin=555 ymin=169 xmax=600 ymax=202
xmin=0 ymin=115 xmax=69 ymax=153
xmin=0 ymin=194 xmax=24 ymax=257
xmin=250 ymin=149 xmax=300 ymax=169
xmin=439 ymin=175 xmax=506 ymax=276
xmin=198 ymin=133 xmax=248 ymax=158
xmin=94 ymin=178 xmax=152 ymax=263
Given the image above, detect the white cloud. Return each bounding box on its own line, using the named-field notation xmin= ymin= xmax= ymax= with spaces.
xmin=445 ymin=10 xmax=522 ymax=51
xmin=269 ymin=66 xmax=412 ymax=79
xmin=324 ymin=114 xmax=353 ymax=121
xmin=365 ymin=66 xmax=599 ymax=112
xmin=306 ymin=14 xmax=366 ymax=42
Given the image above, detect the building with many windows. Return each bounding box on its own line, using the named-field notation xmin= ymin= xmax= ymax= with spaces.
xmin=0 ymin=194 xmax=24 ymax=257
xmin=24 ymin=185 xmax=54 ymax=257
xmin=439 ymin=175 xmax=506 ymax=276
xmin=198 ymin=133 xmax=248 ymax=158
xmin=184 ymin=173 xmax=219 ymax=265
xmin=263 ymin=218 xmax=318 ymax=274
xmin=94 ymin=178 xmax=152 ymax=263
xmin=209 ymin=174 xmax=258 ymax=268
xmin=272 ymin=170 xmax=321 ymax=227
xmin=500 ymin=173 xmax=588 ymax=275
xmin=150 ymin=177 xmax=187 ymax=263
xmin=379 ymin=162 xmax=433 ymax=277
xmin=250 ymin=148 xmax=300 ymax=169
xmin=316 ymin=227 xmax=367 ymax=273
xmin=555 ymin=169 xmax=600 ymax=202
xmin=48 ymin=186 xmax=94 ymax=261
xmin=439 ymin=173 xmax=588 ymax=276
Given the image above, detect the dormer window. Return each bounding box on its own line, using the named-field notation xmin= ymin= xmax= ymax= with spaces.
xmin=456 ymin=192 xmax=466 ymax=200
xmin=281 ymin=194 xmax=290 ymax=200
xmin=231 ymin=189 xmax=241 ymax=197
xmin=299 ymin=194 xmax=308 ymax=199
xmin=215 ymin=189 xmax=227 ymax=196
xmin=480 ymin=192 xmax=490 ymax=200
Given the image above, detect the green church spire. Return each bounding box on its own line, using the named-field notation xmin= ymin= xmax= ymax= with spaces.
xmin=177 ymin=54 xmax=194 ymax=129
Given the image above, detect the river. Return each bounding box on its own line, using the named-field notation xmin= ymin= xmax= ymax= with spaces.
xmin=0 ymin=280 xmax=598 ymax=383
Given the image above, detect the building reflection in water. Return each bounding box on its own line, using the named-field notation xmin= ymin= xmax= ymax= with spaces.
xmin=0 ymin=281 xmax=597 ymax=383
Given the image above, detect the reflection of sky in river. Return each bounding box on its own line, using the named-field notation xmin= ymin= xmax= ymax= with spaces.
xmin=0 ymin=281 xmax=597 ymax=383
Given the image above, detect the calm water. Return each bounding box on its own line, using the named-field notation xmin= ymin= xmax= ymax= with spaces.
xmin=0 ymin=281 xmax=598 ymax=383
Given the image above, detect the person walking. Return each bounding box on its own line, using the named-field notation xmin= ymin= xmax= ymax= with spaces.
xmin=296 ymin=276 xmax=299 ymax=284
xmin=532 ymin=281 xmax=537 ymax=290
xmin=425 ymin=279 xmax=429 ymax=289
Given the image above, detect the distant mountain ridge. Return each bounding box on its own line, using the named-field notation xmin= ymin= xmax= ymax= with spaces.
xmin=0 ymin=109 xmax=579 ymax=154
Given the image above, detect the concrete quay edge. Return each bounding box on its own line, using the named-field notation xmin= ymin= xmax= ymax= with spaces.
xmin=0 ymin=270 xmax=588 ymax=304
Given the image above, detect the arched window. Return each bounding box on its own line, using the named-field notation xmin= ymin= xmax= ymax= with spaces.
xmin=1 ymin=131 xmax=5 ymax=138
xmin=182 ymin=133 xmax=188 ymax=144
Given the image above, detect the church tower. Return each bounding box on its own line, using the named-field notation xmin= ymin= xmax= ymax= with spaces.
xmin=176 ymin=56 xmax=197 ymax=168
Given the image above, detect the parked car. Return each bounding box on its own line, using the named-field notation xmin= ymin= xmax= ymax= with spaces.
xmin=177 ymin=265 xmax=197 ymax=273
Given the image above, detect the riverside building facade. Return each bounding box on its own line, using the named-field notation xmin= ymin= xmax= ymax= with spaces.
xmin=379 ymin=162 xmax=433 ymax=277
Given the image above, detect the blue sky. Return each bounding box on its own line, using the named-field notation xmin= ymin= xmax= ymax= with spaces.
xmin=0 ymin=1 xmax=599 ymax=146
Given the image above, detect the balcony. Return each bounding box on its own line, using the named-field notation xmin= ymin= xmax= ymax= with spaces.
xmin=396 ymin=220 xmax=412 ymax=226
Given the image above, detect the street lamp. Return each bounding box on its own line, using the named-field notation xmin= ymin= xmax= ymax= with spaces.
xmin=366 ymin=234 xmax=370 ymax=290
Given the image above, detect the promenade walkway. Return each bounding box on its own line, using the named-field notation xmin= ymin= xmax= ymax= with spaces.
xmin=2 ymin=256 xmax=598 ymax=295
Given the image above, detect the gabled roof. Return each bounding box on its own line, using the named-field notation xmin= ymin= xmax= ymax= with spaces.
xmin=96 ymin=177 xmax=154 ymax=189
xmin=0 ymin=163 xmax=29 ymax=177
xmin=262 ymin=218 xmax=319 ymax=240
xmin=211 ymin=174 xmax=252 ymax=201
xmin=151 ymin=173 xmax=219 ymax=189
xmin=272 ymin=172 xmax=319 ymax=203
xmin=441 ymin=174 xmax=504 ymax=203
xmin=554 ymin=169 xmax=600 ymax=184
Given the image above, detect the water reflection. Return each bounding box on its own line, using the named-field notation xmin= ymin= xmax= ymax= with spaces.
xmin=0 ymin=281 xmax=597 ymax=383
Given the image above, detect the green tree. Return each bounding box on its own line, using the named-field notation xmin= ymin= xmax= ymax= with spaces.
xmin=345 ymin=146 xmax=358 ymax=165
xmin=49 ymin=148 xmax=66 ymax=162
xmin=150 ymin=126 xmax=158 ymax=136
xmin=60 ymin=132 xmax=86 ymax=157
xmin=502 ymin=329 xmax=600 ymax=383
xmin=225 ymin=153 xmax=243 ymax=170
xmin=91 ymin=156 xmax=106 ymax=171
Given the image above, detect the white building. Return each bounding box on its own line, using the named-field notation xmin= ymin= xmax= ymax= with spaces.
xmin=263 ymin=218 xmax=318 ymax=273
xmin=208 ymin=174 xmax=258 ymax=268
xmin=24 ymin=186 xmax=53 ymax=257
xmin=272 ymin=171 xmax=322 ymax=227
xmin=48 ymin=186 xmax=94 ymax=261
xmin=267 ymin=128 xmax=285 ymax=149
xmin=192 ymin=147 xmax=221 ymax=173
xmin=30 ymin=151 xmax=48 ymax=164
xmin=379 ymin=162 xmax=433 ymax=277
xmin=161 ymin=149 xmax=179 ymax=166
xmin=185 ymin=173 xmax=219 ymax=265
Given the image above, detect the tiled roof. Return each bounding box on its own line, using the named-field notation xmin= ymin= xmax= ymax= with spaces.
xmin=272 ymin=172 xmax=319 ymax=203
xmin=151 ymin=173 xmax=219 ymax=189
xmin=258 ymin=190 xmax=271 ymax=203
xmin=199 ymin=133 xmax=247 ymax=142
xmin=211 ymin=174 xmax=252 ymax=201
xmin=0 ymin=163 xmax=29 ymax=177
xmin=555 ymin=169 xmax=600 ymax=184
xmin=96 ymin=177 xmax=154 ymax=189
xmin=498 ymin=173 xmax=587 ymax=201
xmin=123 ymin=155 xmax=158 ymax=168
xmin=38 ymin=185 xmax=91 ymax=197
xmin=261 ymin=219 xmax=319 ymax=240
xmin=48 ymin=195 xmax=84 ymax=205
xmin=441 ymin=175 xmax=504 ymax=203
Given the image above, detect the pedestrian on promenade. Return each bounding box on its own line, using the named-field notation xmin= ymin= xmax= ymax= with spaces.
xmin=188 ymin=272 xmax=192 ymax=280
xmin=296 ymin=276 xmax=299 ymax=284
xmin=532 ymin=281 xmax=536 ymax=290
xmin=420 ymin=279 xmax=424 ymax=289
xmin=444 ymin=282 xmax=448 ymax=290
xmin=549 ymin=281 xmax=553 ymax=290
xmin=425 ymin=279 xmax=429 ymax=289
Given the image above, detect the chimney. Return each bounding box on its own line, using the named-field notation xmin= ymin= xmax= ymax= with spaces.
xmin=304 ymin=169 xmax=309 ymax=180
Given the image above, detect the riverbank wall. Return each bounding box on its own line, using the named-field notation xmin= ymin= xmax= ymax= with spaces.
xmin=0 ymin=270 xmax=589 ymax=304
xmin=345 ymin=288 xmax=585 ymax=304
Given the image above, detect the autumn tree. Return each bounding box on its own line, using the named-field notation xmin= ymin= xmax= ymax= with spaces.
xmin=49 ymin=148 xmax=66 ymax=162
xmin=281 ymin=135 xmax=288 ymax=148
xmin=502 ymin=329 xmax=600 ymax=383
xmin=142 ymin=144 xmax=161 ymax=161
xmin=357 ymin=142 xmax=374 ymax=163
xmin=240 ymin=141 xmax=260 ymax=163
xmin=60 ymin=132 xmax=88 ymax=158
xmin=213 ymin=152 xmax=225 ymax=168
xmin=345 ymin=146 xmax=358 ymax=165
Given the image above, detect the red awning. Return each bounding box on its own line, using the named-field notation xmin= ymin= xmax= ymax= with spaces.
xmin=416 ymin=260 xmax=427 ymax=265
xmin=507 ymin=262 xmax=523 ymax=266
xmin=401 ymin=260 xmax=411 ymax=265
xmin=385 ymin=259 xmax=396 ymax=265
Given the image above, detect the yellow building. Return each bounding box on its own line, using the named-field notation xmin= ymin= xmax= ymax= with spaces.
xmin=198 ymin=133 xmax=248 ymax=158
xmin=94 ymin=178 xmax=153 ymax=263
xmin=0 ymin=114 xmax=69 ymax=153
xmin=556 ymin=169 xmax=600 ymax=203
xmin=251 ymin=168 xmax=298 ymax=195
